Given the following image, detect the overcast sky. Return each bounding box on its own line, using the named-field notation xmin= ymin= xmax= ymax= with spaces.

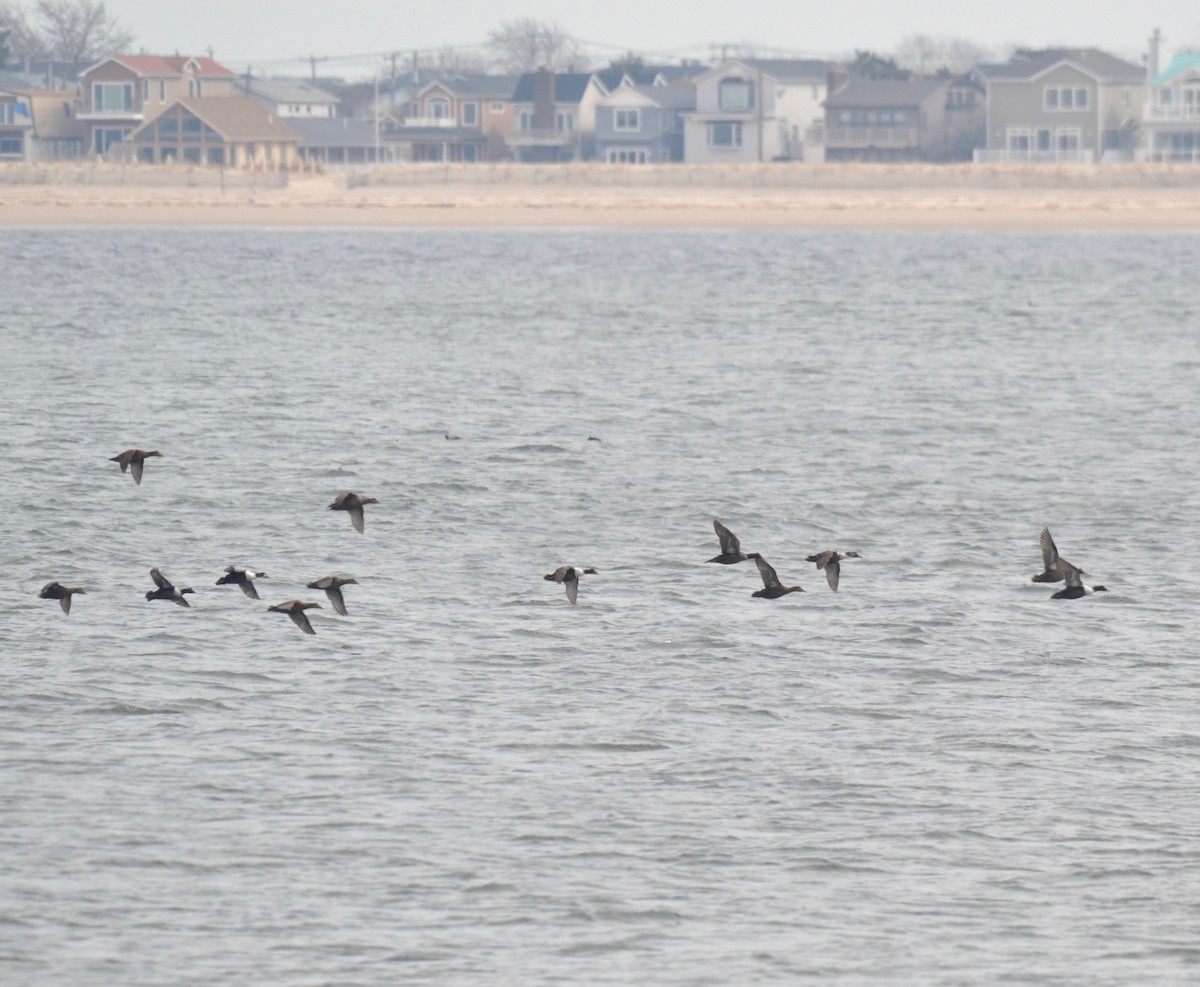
xmin=100 ymin=1 xmax=1199 ymax=76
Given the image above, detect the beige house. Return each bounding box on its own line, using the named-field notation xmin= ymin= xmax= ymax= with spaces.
xmin=684 ymin=59 xmax=828 ymax=163
xmin=123 ymin=96 xmax=300 ymax=167
xmin=77 ymin=54 xmax=237 ymax=156
xmin=1 ymin=87 xmax=85 ymax=160
xmin=975 ymin=48 xmax=1145 ymax=163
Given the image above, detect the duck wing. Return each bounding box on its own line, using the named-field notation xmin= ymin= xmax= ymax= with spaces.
xmin=130 ymin=457 xmax=145 ymax=485
xmin=824 ymin=559 xmax=841 ymax=592
xmin=150 ymin=568 xmax=173 ymax=591
xmin=348 ymin=505 xmax=366 ymax=533
xmin=713 ymin=519 xmax=741 ymax=556
xmin=289 ymin=608 xmax=317 ymax=635
xmin=326 ymin=585 xmax=349 ymax=616
xmin=1057 ymin=557 xmax=1083 ymax=588
xmin=1039 ymin=527 xmax=1060 ymax=570
xmin=239 ymin=580 xmax=259 ymax=600
xmin=754 ymin=555 xmax=782 ymax=590
xmin=564 ymin=579 xmax=578 ymax=605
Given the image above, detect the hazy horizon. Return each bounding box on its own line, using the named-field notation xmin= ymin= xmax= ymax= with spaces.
xmin=87 ymin=1 xmax=1199 ymax=78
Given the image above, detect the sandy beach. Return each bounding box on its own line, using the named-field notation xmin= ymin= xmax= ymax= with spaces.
xmin=3 ymin=163 xmax=1200 ymax=230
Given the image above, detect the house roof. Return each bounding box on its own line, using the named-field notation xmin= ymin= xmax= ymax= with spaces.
xmin=979 ymin=48 xmax=1143 ymax=83
xmin=237 ymin=78 xmax=340 ymax=106
xmin=430 ymin=74 xmax=522 ymax=98
xmin=1151 ymin=52 xmax=1200 ymax=84
xmin=732 ymin=58 xmax=828 ymax=80
xmin=131 ymin=96 xmax=301 ymax=141
xmin=632 ymin=83 xmax=696 ymax=110
xmin=385 ymin=124 xmax=486 ymax=142
xmin=512 ymin=72 xmax=599 ymax=103
xmin=825 ymin=78 xmax=948 ymax=108
xmin=90 ymin=54 xmax=236 ymax=79
xmin=285 ymin=116 xmax=382 ymax=148
xmin=11 ymin=88 xmax=83 ymax=139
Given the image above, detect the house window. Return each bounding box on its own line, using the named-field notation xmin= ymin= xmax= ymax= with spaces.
xmin=1007 ymin=127 xmax=1030 ymax=151
xmin=614 ymin=108 xmax=640 ymax=131
xmin=606 ymin=148 xmax=648 ymax=163
xmin=462 ymin=101 xmax=478 ymax=125
xmin=159 ymin=79 xmax=165 ymax=102
xmin=429 ymin=97 xmax=450 ymax=119
xmin=719 ymin=78 xmax=753 ymax=112
xmin=142 ymin=80 xmax=149 ymax=101
xmin=0 ymin=137 xmax=22 ymax=155
xmin=93 ymin=83 xmax=133 ymax=112
xmin=1056 ymin=128 xmax=1080 ymax=152
xmin=1036 ymin=129 xmax=1051 ymax=151
xmin=182 ymin=117 xmax=202 ymax=140
xmin=1045 ymin=86 xmax=1088 ymax=111
xmin=518 ymin=110 xmax=534 ymax=132
xmin=93 ymin=127 xmax=127 ymax=154
xmin=556 ymin=111 xmax=574 ymax=133
xmin=708 ymin=121 xmax=743 ymax=148
xmin=490 ymin=101 xmax=504 ymax=113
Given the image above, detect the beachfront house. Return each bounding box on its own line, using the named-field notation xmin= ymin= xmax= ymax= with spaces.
xmin=76 ymin=54 xmax=237 ymax=157
xmin=387 ymin=74 xmax=519 ymax=162
xmin=121 ymin=96 xmax=300 ymax=167
xmin=594 ymin=78 xmax=695 ymax=163
xmin=236 ymin=77 xmax=341 ymax=119
xmin=683 ymin=59 xmax=828 ymax=163
xmin=1139 ymin=52 xmax=1200 ymax=161
xmin=818 ymin=74 xmax=985 ymax=162
xmin=974 ymin=48 xmax=1145 ymax=163
xmin=0 ymin=87 xmax=32 ymax=160
xmin=290 ymin=116 xmax=390 ymax=165
xmin=507 ymin=69 xmax=608 ymax=162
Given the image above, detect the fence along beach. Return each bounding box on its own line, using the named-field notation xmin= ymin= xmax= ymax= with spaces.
xmin=2 ymin=162 xmax=1200 ymax=229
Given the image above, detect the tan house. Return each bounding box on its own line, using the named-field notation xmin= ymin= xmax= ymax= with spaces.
xmin=123 ymin=96 xmax=300 ymax=167
xmin=388 ymin=74 xmax=519 ymax=162
xmin=1 ymin=87 xmax=86 ymax=160
xmin=77 ymin=54 xmax=237 ymax=156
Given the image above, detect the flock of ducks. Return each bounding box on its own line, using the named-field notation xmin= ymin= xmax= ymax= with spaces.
xmin=38 ymin=451 xmax=1110 ymax=626
xmin=37 ymin=448 xmax=372 ymax=636
xmin=542 ymin=520 xmax=1109 ymax=606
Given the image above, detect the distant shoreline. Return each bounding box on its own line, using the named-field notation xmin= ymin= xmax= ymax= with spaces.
xmin=3 ymin=162 xmax=1200 ymax=230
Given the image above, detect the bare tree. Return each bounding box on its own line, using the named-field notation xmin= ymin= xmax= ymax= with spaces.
xmin=895 ymin=34 xmax=993 ymax=76
xmin=434 ymin=44 xmax=489 ymax=75
xmin=485 ymin=18 xmax=590 ymax=74
xmin=0 ymin=1 xmax=47 ymax=68
xmin=35 ymin=0 xmax=132 ymax=74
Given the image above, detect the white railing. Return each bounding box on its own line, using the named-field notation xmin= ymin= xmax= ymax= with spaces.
xmin=822 ymin=126 xmax=919 ymax=148
xmin=401 ymin=116 xmax=459 ymax=128
xmin=1142 ymin=104 xmax=1200 ymax=121
xmin=973 ymin=148 xmax=1095 ymax=165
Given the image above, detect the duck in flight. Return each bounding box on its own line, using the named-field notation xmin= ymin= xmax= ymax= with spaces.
xmin=329 ymin=490 xmax=378 ymax=533
xmin=307 ymin=575 xmax=358 ymax=616
xmin=1032 ymin=527 xmax=1075 ymax=583
xmin=805 ymin=550 xmax=861 ymax=592
xmin=269 ymin=599 xmax=322 ymax=635
xmin=752 ymin=556 xmax=804 ymax=599
xmin=1051 ymin=557 xmax=1108 ymax=600
xmin=544 ymin=565 xmax=597 ymax=605
xmin=39 ymin=581 xmax=86 ymax=615
xmin=216 ymin=566 xmax=269 ymax=600
xmin=707 ymin=520 xmax=760 ymax=565
xmin=146 ymin=568 xmax=195 ymax=607
xmin=109 ymin=448 xmax=162 ymax=486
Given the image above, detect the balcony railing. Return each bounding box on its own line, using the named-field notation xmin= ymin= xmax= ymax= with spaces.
xmin=401 ymin=116 xmax=459 ymax=128
xmin=505 ymin=128 xmax=577 ymax=147
xmin=1142 ymin=103 xmax=1200 ymax=122
xmin=973 ymin=148 xmax=1095 ymax=165
xmin=822 ymin=126 xmax=919 ymax=149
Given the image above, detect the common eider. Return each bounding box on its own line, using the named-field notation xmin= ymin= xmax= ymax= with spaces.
xmin=268 ymin=599 xmax=322 ymax=635
xmin=109 ymin=448 xmax=162 ymax=486
xmin=39 ymin=581 xmax=86 ymax=615
xmin=216 ymin=566 xmax=269 ymax=600
xmin=805 ymin=550 xmax=861 ymax=592
xmin=544 ymin=565 xmax=597 ymax=605
xmin=752 ymin=556 xmax=804 ymax=599
xmin=1032 ymin=527 xmax=1071 ymax=583
xmin=146 ymin=568 xmax=195 ymax=607
xmin=1051 ymin=558 xmax=1108 ymax=600
xmin=329 ymin=491 xmax=378 ymax=533
xmin=707 ymin=519 xmax=760 ymax=565
xmin=306 ymin=576 xmax=358 ymax=616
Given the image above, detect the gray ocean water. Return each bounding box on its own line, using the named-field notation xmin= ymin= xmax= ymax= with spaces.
xmin=2 ymin=226 xmax=1199 ymax=986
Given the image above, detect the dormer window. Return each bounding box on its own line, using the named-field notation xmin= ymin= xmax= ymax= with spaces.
xmin=719 ymin=77 xmax=754 ymax=112
xmin=429 ymin=97 xmax=451 ymax=119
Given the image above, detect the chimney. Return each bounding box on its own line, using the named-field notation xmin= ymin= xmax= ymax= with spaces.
xmin=1147 ymin=27 xmax=1163 ymax=80
xmin=826 ymin=65 xmax=848 ymax=97
xmin=533 ymin=67 xmax=554 ymax=131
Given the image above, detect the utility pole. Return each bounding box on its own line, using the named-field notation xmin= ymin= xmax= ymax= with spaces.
xmin=300 ymin=53 xmax=328 ymax=85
